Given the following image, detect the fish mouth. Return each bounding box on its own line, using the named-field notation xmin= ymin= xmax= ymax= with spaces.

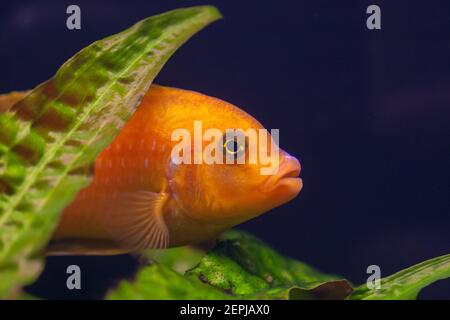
xmin=261 ymin=154 xmax=302 ymax=194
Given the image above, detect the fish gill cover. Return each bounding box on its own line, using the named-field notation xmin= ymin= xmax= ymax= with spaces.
xmin=0 ymin=6 xmax=448 ymax=300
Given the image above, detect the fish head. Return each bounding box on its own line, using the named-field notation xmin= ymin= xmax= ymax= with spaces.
xmin=166 ymin=96 xmax=302 ymax=227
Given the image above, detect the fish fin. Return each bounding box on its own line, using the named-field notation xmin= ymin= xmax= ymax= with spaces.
xmin=47 ymin=238 xmax=129 ymax=256
xmin=108 ymin=190 xmax=170 ymax=251
xmin=0 ymin=91 xmax=29 ymax=113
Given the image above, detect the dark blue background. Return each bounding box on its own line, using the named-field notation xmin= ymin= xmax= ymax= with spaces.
xmin=1 ymin=0 xmax=448 ymax=299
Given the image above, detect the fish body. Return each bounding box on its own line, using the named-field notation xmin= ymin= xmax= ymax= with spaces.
xmin=1 ymin=85 xmax=302 ymax=254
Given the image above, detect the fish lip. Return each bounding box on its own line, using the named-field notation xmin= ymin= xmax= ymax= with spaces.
xmin=261 ymin=155 xmax=301 ymax=193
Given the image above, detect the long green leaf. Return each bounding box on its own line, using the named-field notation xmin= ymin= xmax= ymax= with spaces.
xmin=107 ymin=231 xmax=353 ymax=300
xmin=347 ymin=254 xmax=450 ymax=300
xmin=108 ymin=263 xmax=231 ymax=300
xmin=106 ymin=231 xmax=449 ymax=300
xmin=185 ymin=230 xmax=353 ymax=299
xmin=0 ymin=5 xmax=221 ymax=298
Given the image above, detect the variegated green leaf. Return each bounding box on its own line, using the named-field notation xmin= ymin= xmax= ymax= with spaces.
xmin=0 ymin=5 xmax=221 ymax=298
xmin=107 ymin=231 xmax=353 ymax=300
xmin=347 ymin=254 xmax=450 ymax=300
xmin=107 ymin=232 xmax=450 ymax=300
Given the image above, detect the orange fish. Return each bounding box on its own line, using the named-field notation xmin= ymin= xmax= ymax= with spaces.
xmin=1 ymin=85 xmax=302 ymax=255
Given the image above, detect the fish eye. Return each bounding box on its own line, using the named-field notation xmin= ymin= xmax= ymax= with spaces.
xmin=222 ymin=132 xmax=248 ymax=161
xmin=224 ymin=139 xmax=241 ymax=154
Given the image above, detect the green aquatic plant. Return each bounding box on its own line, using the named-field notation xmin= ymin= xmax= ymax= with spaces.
xmin=108 ymin=231 xmax=353 ymax=300
xmin=0 ymin=6 xmax=448 ymax=300
xmin=108 ymin=230 xmax=449 ymax=300
xmin=347 ymin=253 xmax=450 ymax=300
xmin=0 ymin=5 xmax=221 ymax=298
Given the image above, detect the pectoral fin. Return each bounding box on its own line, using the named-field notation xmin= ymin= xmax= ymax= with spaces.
xmin=107 ymin=190 xmax=170 ymax=251
xmin=48 ymin=190 xmax=170 ymax=256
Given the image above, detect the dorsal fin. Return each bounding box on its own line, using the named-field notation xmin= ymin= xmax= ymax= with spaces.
xmin=0 ymin=91 xmax=29 ymax=113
